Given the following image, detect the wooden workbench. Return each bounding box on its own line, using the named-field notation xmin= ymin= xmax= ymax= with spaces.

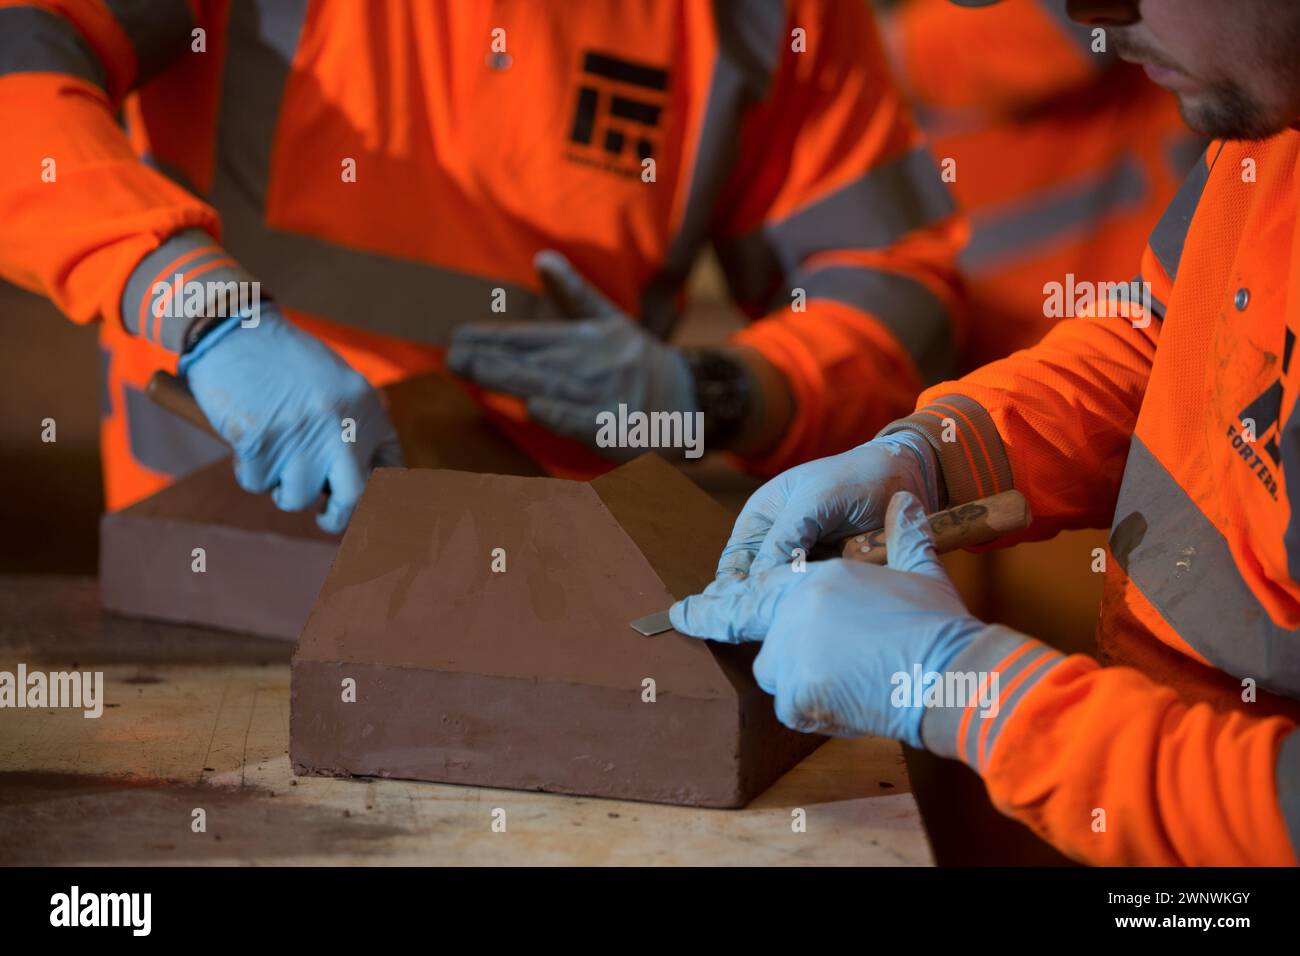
xmin=0 ymin=576 xmax=932 ymax=866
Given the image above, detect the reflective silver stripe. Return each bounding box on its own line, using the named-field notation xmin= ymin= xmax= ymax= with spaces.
xmin=639 ymin=0 xmax=786 ymax=338
xmin=103 ymin=0 xmax=191 ymax=84
xmin=99 ymin=346 xmax=112 ymax=417
xmin=1110 ymin=436 xmax=1300 ymax=698
xmin=963 ymin=641 xmax=1061 ymax=770
xmin=123 ymin=382 xmax=228 ymax=477
xmin=793 ymin=265 xmax=953 ymax=384
xmin=190 ymin=0 xmax=781 ymax=344
xmin=211 ymin=175 xmax=558 ymax=343
xmin=1148 ymin=143 xmax=1218 ymax=282
xmin=1150 ymin=293 xmax=1167 ymax=322
xmin=1141 ymin=273 xmax=1168 ymax=324
xmin=1278 ymin=729 xmax=1300 ymax=857
xmin=715 ymin=148 xmax=953 ymax=330
xmin=121 ymin=228 xmax=258 ymax=351
xmin=961 ymin=155 xmax=1147 ymax=273
xmin=919 ymin=624 xmax=1065 ymax=766
xmin=1107 ymin=274 xmax=1166 ymax=324
xmin=762 ymin=147 xmax=956 ymax=276
xmin=1164 ymin=132 xmax=1211 ymax=180
xmin=0 ymin=6 xmax=106 ymax=87
xmin=712 ymin=0 xmax=785 ymax=100
xmin=175 ymin=0 xmax=555 ymax=346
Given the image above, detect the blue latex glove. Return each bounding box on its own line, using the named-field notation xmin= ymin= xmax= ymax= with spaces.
xmin=711 ymin=431 xmax=942 ymax=581
xmin=179 ymin=305 xmax=401 ymax=533
xmin=446 ymin=250 xmax=696 ymax=453
xmin=670 ymin=491 xmax=985 ymax=744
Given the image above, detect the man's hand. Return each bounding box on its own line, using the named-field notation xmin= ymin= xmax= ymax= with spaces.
xmin=707 ymin=431 xmax=942 ymax=583
xmin=671 ymin=491 xmax=984 ymax=744
xmin=180 ymin=305 xmax=401 ymax=533
xmin=446 ymin=250 xmax=697 ymax=453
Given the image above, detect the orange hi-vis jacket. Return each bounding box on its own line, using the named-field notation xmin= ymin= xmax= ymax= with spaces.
xmin=0 ymin=0 xmax=964 ymax=511
xmin=887 ymin=0 xmax=1205 ymax=368
xmin=888 ymin=138 xmax=1300 ymax=865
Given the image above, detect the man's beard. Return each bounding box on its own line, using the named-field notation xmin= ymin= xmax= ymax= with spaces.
xmin=1179 ymin=82 xmax=1279 ymax=141
xmin=1111 ymin=33 xmax=1284 ymax=141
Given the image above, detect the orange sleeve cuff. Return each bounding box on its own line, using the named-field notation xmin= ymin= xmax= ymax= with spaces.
xmin=978 ymin=645 xmax=1299 ymax=866
xmin=729 ymin=300 xmax=923 ymax=476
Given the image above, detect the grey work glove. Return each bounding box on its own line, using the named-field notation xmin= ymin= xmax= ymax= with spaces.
xmin=446 ymin=250 xmax=697 ymax=454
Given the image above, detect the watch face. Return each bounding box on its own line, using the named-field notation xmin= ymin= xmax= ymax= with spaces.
xmin=688 ymin=349 xmax=751 ymax=446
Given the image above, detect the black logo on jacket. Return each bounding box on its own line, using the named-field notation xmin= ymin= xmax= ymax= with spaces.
xmin=1228 ymin=327 xmax=1295 ymax=500
xmin=566 ymin=51 xmax=667 ymax=177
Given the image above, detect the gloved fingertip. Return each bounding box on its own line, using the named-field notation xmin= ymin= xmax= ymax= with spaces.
xmin=316 ymin=508 xmax=347 ymax=535
xmin=269 ymin=457 xmax=325 ymax=512
xmin=670 ymin=593 xmax=744 ymax=644
xmin=885 ymin=490 xmax=930 ymax=539
xmin=752 ymin=644 xmax=778 ymax=696
xmin=534 ymin=250 xmax=603 ymax=318
xmin=316 ymin=495 xmax=354 ymax=535
xmin=524 ymin=395 xmax=584 ymax=438
xmin=532 ymin=248 xmax=570 ymax=275
xmin=667 ymin=598 xmax=695 ymax=637
xmin=885 ymin=490 xmax=945 ymax=577
xmin=233 ymin=458 xmax=271 ymax=494
xmin=773 ymin=687 xmax=816 ymax=735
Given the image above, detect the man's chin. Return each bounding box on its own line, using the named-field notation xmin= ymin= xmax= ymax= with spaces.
xmin=1178 ymin=91 xmax=1283 ymax=141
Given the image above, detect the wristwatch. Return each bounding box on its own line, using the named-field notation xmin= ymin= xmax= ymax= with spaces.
xmin=685 ymin=347 xmax=753 ymax=449
xmin=181 ymin=295 xmax=276 ymax=354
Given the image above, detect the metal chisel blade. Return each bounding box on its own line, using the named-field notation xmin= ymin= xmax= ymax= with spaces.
xmin=629 ymin=609 xmax=673 ymax=636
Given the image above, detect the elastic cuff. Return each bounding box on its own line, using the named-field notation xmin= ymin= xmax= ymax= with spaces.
xmin=873 ymin=430 xmax=942 ymax=514
xmin=920 ymin=624 xmax=1065 ymax=770
xmin=878 ymin=392 xmax=1013 ymax=505
xmin=120 ymin=228 xmax=261 ymax=352
xmin=1278 ymin=729 xmax=1300 ymax=860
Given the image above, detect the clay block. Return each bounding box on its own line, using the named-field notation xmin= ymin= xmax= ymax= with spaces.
xmin=290 ymin=455 xmax=824 ymax=807
xmin=99 ymin=460 xmax=337 ymax=640
xmin=99 ymin=374 xmax=543 ymax=640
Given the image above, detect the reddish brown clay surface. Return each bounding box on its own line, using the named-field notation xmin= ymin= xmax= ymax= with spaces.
xmin=291 ymin=456 xmax=822 ymax=806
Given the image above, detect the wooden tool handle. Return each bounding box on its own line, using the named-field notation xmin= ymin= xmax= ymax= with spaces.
xmin=146 ymin=370 xmax=224 ymax=441
xmin=840 ymin=490 xmax=1030 ymax=565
